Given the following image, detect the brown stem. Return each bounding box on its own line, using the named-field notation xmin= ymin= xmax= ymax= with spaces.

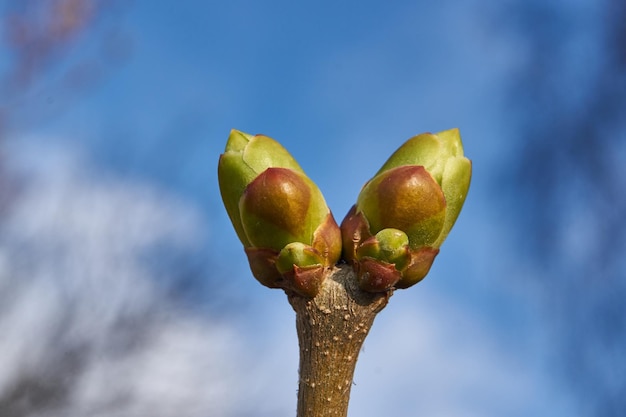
xmin=287 ymin=264 xmax=391 ymax=417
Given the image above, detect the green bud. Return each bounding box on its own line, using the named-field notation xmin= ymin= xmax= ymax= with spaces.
xmin=356 ymin=229 xmax=410 ymax=271
xmin=276 ymin=242 xmax=326 ymax=297
xmin=353 ymin=228 xmax=411 ymax=292
xmin=340 ymin=128 xmax=471 ymax=291
xmin=218 ymin=129 xmax=304 ymax=246
xmin=357 ymin=165 xmax=447 ymax=249
xmin=218 ymin=130 xmax=341 ymax=297
xmin=276 ymin=242 xmax=324 ymax=275
xmin=239 ymin=168 xmax=327 ymax=251
xmin=374 ymin=128 xmax=472 ymax=247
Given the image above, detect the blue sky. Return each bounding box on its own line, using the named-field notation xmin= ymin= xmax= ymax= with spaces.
xmin=1 ymin=0 xmax=601 ymax=415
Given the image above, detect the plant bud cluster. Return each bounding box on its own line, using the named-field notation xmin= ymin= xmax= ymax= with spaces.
xmin=218 ymin=129 xmax=471 ymax=296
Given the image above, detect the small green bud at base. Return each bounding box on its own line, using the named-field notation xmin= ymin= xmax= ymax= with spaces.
xmin=276 ymin=242 xmax=324 ymax=275
xmin=356 ymin=229 xmax=410 ymax=271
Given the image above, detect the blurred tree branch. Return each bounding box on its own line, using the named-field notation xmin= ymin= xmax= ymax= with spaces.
xmin=0 ymin=2 xmax=133 ymax=416
xmin=0 ymin=0 xmax=132 ymax=136
xmin=0 ymin=0 xmax=132 ymax=217
xmin=4 ymin=0 xmax=97 ymax=86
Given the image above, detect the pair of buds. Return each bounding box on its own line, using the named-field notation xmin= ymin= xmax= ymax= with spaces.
xmin=218 ymin=129 xmax=471 ymax=297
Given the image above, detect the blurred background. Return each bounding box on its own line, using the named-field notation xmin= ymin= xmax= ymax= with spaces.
xmin=0 ymin=0 xmax=624 ymax=416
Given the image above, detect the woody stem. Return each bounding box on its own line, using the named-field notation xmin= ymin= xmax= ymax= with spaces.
xmin=287 ymin=264 xmax=390 ymax=417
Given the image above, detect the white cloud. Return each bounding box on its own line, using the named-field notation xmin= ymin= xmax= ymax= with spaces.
xmin=0 ymin=141 xmax=250 ymax=417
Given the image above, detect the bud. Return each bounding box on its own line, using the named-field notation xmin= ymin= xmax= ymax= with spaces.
xmin=354 ymin=229 xmax=410 ymax=292
xmin=218 ymin=129 xmax=304 ymax=246
xmin=341 ymin=128 xmax=471 ymax=291
xmin=218 ymin=130 xmax=341 ymax=297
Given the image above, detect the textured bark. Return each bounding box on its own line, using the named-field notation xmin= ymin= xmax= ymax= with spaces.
xmin=287 ymin=264 xmax=390 ymax=417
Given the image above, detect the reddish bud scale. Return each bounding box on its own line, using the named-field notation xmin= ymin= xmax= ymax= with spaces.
xmin=280 ymin=265 xmax=327 ymax=298
xmin=340 ymin=206 xmax=372 ymax=263
xmin=396 ymin=247 xmax=439 ymax=288
xmin=356 ymin=258 xmax=402 ymax=292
